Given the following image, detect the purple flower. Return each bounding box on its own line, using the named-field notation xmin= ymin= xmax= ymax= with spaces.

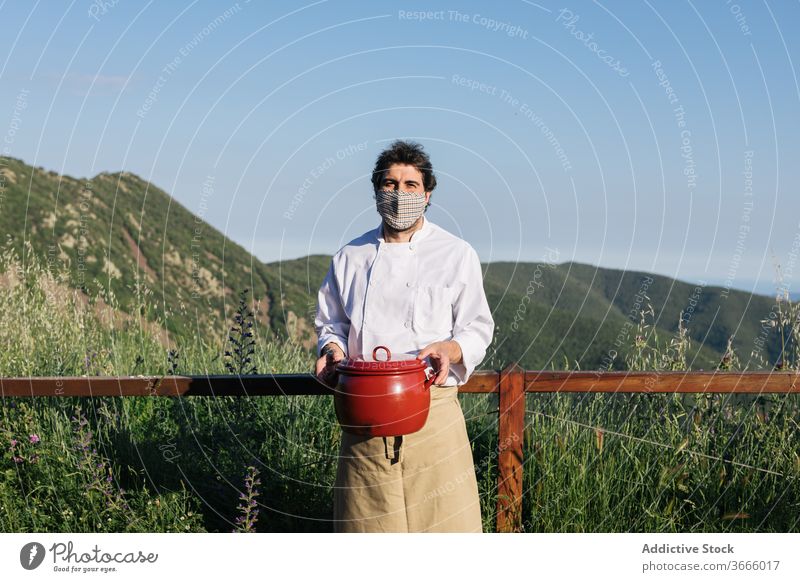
xmin=232 ymin=465 xmax=262 ymax=533
xmin=10 ymin=439 xmax=17 ymax=448
xmin=29 ymin=434 xmax=40 ymax=444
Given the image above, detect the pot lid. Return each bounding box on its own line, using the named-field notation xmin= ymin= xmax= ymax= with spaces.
xmin=336 ymin=345 xmax=429 ymax=374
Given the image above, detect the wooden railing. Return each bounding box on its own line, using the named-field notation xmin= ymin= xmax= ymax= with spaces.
xmin=3 ymin=364 xmax=800 ymax=532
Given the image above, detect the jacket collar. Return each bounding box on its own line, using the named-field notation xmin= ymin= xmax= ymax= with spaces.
xmin=375 ymin=214 xmax=432 ymax=244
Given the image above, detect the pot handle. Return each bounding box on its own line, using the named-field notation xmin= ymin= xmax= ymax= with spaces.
xmin=423 ymin=361 xmax=437 ymax=390
xmin=372 ymin=345 xmax=392 ymax=361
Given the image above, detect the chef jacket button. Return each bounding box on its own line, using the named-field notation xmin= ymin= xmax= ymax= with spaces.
xmin=406 ymin=281 xmax=412 ymax=287
xmin=409 ymin=244 xmax=414 ymax=251
xmin=404 ymin=321 xmax=411 ymax=328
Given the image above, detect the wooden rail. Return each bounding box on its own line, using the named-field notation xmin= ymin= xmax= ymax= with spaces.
xmin=3 ymin=366 xmax=800 ymax=532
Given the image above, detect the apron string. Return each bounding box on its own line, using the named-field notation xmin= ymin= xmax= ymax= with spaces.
xmin=383 ymin=435 xmax=404 ymax=463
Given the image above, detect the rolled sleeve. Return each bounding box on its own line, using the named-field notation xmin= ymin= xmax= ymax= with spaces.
xmin=315 ymin=258 xmax=350 ymax=357
xmin=450 ymin=246 xmax=494 ymax=385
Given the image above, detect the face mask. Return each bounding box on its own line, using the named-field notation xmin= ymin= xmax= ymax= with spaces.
xmin=374 ymin=189 xmax=427 ymax=231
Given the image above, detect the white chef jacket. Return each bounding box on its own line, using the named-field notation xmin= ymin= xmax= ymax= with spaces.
xmin=315 ymin=215 xmax=494 ymax=386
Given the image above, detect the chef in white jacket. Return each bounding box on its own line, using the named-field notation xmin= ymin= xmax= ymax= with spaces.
xmin=315 ymin=140 xmax=494 ymax=532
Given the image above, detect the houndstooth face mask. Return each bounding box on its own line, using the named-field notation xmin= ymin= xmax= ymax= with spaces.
xmin=374 ymin=189 xmax=427 ymax=231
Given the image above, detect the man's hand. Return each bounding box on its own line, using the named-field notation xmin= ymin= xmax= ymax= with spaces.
xmin=417 ymin=340 xmax=462 ymax=385
xmin=315 ymin=343 xmax=345 ymax=387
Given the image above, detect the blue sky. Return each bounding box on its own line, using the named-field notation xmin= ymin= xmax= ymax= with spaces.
xmin=1 ymin=0 xmax=798 ymax=296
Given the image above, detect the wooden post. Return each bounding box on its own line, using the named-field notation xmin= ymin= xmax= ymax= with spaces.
xmin=496 ymin=362 xmax=525 ymax=532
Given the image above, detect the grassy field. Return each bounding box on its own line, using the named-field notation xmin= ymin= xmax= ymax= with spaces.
xmin=1 ymin=244 xmax=799 ymax=532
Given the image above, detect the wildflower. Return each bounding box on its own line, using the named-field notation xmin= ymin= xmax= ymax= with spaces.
xmin=29 ymin=434 xmax=40 ymax=444
xmin=224 ymin=289 xmax=258 ymax=375
xmin=232 ymin=465 xmax=262 ymax=533
xmin=10 ymin=439 xmax=18 ymax=448
xmin=70 ymin=405 xmax=131 ymax=513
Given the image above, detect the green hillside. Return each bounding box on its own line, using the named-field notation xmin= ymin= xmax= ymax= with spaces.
xmin=559 ymin=262 xmax=782 ymax=368
xmin=0 ymin=156 xmax=310 ymax=346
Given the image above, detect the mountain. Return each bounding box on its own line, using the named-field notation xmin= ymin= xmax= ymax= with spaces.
xmin=0 ymin=156 xmax=785 ymax=370
xmin=0 ymin=156 xmax=314 ymax=347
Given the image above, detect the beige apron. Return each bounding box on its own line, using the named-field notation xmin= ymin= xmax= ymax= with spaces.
xmin=333 ymin=385 xmax=483 ymax=533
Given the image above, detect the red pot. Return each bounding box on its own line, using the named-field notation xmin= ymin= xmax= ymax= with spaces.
xmin=333 ymin=345 xmax=436 ymax=437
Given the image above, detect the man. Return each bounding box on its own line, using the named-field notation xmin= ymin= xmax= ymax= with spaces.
xmin=315 ymin=139 xmax=494 ymax=532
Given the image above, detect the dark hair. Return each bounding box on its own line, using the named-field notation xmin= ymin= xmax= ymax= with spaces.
xmin=371 ymin=140 xmax=437 ymax=209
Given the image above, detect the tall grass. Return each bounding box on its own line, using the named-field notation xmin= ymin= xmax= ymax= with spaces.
xmin=516 ymin=294 xmax=800 ymax=532
xmin=1 ymin=243 xmax=798 ymax=532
